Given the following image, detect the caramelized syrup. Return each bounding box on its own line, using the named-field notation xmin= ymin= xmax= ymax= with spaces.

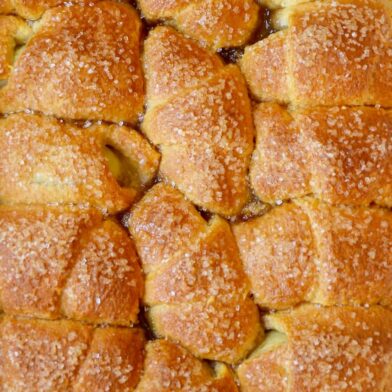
xmin=217 ymin=6 xmax=276 ymax=64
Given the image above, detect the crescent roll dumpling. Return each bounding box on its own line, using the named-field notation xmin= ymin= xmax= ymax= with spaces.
xmin=136 ymin=340 xmax=238 ymax=392
xmin=143 ymin=27 xmax=254 ymax=216
xmin=0 ymin=1 xmax=144 ymax=123
xmin=258 ymin=0 xmax=308 ymax=8
xmin=0 ymin=206 xmax=144 ymax=325
xmin=0 ymin=16 xmax=31 ymax=81
xmin=0 ymin=0 xmax=100 ymax=19
xmin=237 ymin=305 xmax=392 ymax=392
xmin=137 ymin=0 xmax=259 ymax=50
xmin=251 ymin=104 xmax=392 ymax=206
xmin=0 ymin=113 xmax=159 ymax=212
xmin=0 ymin=316 xmax=145 ymax=391
xmin=233 ymin=199 xmax=392 ymax=309
xmin=129 ymin=184 xmax=261 ymax=364
xmin=241 ymin=0 xmax=392 ymax=107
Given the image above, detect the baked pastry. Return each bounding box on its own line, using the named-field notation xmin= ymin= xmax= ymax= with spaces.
xmin=0 ymin=1 xmax=144 ymax=123
xmin=250 ymin=103 xmax=392 ymax=206
xmin=136 ymin=339 xmax=238 ymax=391
xmin=233 ymin=198 xmax=392 ymax=309
xmin=0 ymin=0 xmax=102 ymax=19
xmin=143 ymin=26 xmax=254 ymax=215
xmin=0 ymin=205 xmax=143 ymax=325
xmin=0 ymin=15 xmax=30 ymax=80
xmin=129 ymin=183 xmax=261 ymax=364
xmin=0 ymin=316 xmax=145 ymax=391
xmin=237 ymin=305 xmax=392 ymax=392
xmin=0 ymin=113 xmax=159 ymax=213
xmin=1 ymin=0 xmax=391 ymax=389
xmin=258 ymin=0 xmax=307 ymax=8
xmin=241 ymin=0 xmax=392 ymax=106
xmin=138 ymin=0 xmax=259 ymax=50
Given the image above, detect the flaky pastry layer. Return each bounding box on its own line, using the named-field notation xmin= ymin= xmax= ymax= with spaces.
xmin=138 ymin=0 xmax=259 ymax=50
xmin=238 ymin=305 xmax=392 ymax=392
xmin=0 ymin=0 xmax=103 ymax=19
xmin=143 ymin=26 xmax=254 ymax=216
xmin=129 ymin=183 xmax=261 ymax=364
xmin=241 ymin=0 xmax=392 ymax=107
xmin=0 ymin=205 xmax=144 ymax=325
xmin=250 ymin=104 xmax=392 ymax=206
xmin=0 ymin=113 xmax=159 ymax=212
xmin=136 ymin=339 xmax=238 ymax=392
xmin=0 ymin=1 xmax=144 ymax=123
xmin=0 ymin=316 xmax=145 ymax=392
xmin=233 ymin=198 xmax=392 ymax=309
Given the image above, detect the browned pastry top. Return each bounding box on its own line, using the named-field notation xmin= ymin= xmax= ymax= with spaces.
xmin=143 ymin=26 xmax=254 ymax=216
xmin=238 ymin=305 xmax=392 ymax=392
xmin=251 ymin=103 xmax=392 ymax=206
xmin=0 ymin=113 xmax=159 ymax=212
xmin=0 ymin=15 xmax=30 ymax=79
xmin=0 ymin=0 xmax=391 ymax=390
xmin=129 ymin=183 xmax=261 ymax=364
xmin=0 ymin=0 xmax=102 ymax=19
xmin=0 ymin=316 xmax=145 ymax=392
xmin=0 ymin=205 xmax=144 ymax=325
xmin=136 ymin=339 xmax=238 ymax=392
xmin=233 ymin=198 xmax=392 ymax=309
xmin=241 ymin=0 xmax=392 ymax=107
xmin=138 ymin=0 xmax=260 ymax=49
xmin=0 ymin=1 xmax=144 ymax=123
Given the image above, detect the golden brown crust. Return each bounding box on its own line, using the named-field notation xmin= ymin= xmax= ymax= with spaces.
xmin=0 ymin=0 xmax=102 ymax=19
xmin=136 ymin=339 xmax=238 ymax=392
xmin=0 ymin=2 xmax=144 ymax=123
xmin=138 ymin=0 xmax=259 ymax=50
xmin=238 ymin=305 xmax=392 ymax=392
xmin=149 ymin=298 xmax=261 ymax=365
xmin=233 ymin=202 xmax=316 ymax=309
xmin=233 ymin=199 xmax=392 ymax=309
xmin=237 ymin=335 xmax=289 ymax=392
xmin=143 ymin=25 xmax=224 ymax=105
xmin=0 ymin=205 xmax=144 ymax=325
xmin=0 ymin=113 xmax=159 ymax=213
xmin=258 ymin=0 xmax=309 ymax=8
xmin=250 ymin=104 xmax=392 ymax=206
xmin=241 ymin=0 xmax=392 ymax=106
xmin=240 ymin=30 xmax=289 ymax=103
xmin=74 ymin=327 xmax=145 ymax=391
xmin=0 ymin=15 xmax=31 ymax=80
xmin=129 ymin=183 xmax=261 ymax=364
xmin=0 ymin=316 xmax=145 ymax=391
xmin=143 ymin=27 xmax=254 ymax=216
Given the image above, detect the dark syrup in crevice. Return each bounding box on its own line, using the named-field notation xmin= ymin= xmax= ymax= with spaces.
xmin=217 ymin=6 xmax=276 ymax=65
xmin=196 ymin=207 xmax=213 ymax=223
xmin=128 ymin=0 xmax=139 ymax=9
xmin=138 ymin=306 xmax=156 ymax=340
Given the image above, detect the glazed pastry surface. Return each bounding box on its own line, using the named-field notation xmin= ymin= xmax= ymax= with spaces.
xmin=0 ymin=0 xmax=101 ymax=19
xmin=0 ymin=0 xmax=391 ymax=390
xmin=129 ymin=183 xmax=261 ymax=364
xmin=0 ymin=15 xmax=30 ymax=80
xmin=0 ymin=205 xmax=143 ymax=325
xmin=238 ymin=305 xmax=392 ymax=392
xmin=143 ymin=26 xmax=254 ymax=216
xmin=136 ymin=339 xmax=238 ymax=392
xmin=241 ymin=0 xmax=392 ymax=106
xmin=233 ymin=199 xmax=392 ymax=309
xmin=250 ymin=104 xmax=392 ymax=206
xmin=0 ymin=1 xmax=144 ymax=123
xmin=0 ymin=316 xmax=145 ymax=392
xmin=0 ymin=113 xmax=159 ymax=212
xmin=138 ymin=0 xmax=260 ymax=49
